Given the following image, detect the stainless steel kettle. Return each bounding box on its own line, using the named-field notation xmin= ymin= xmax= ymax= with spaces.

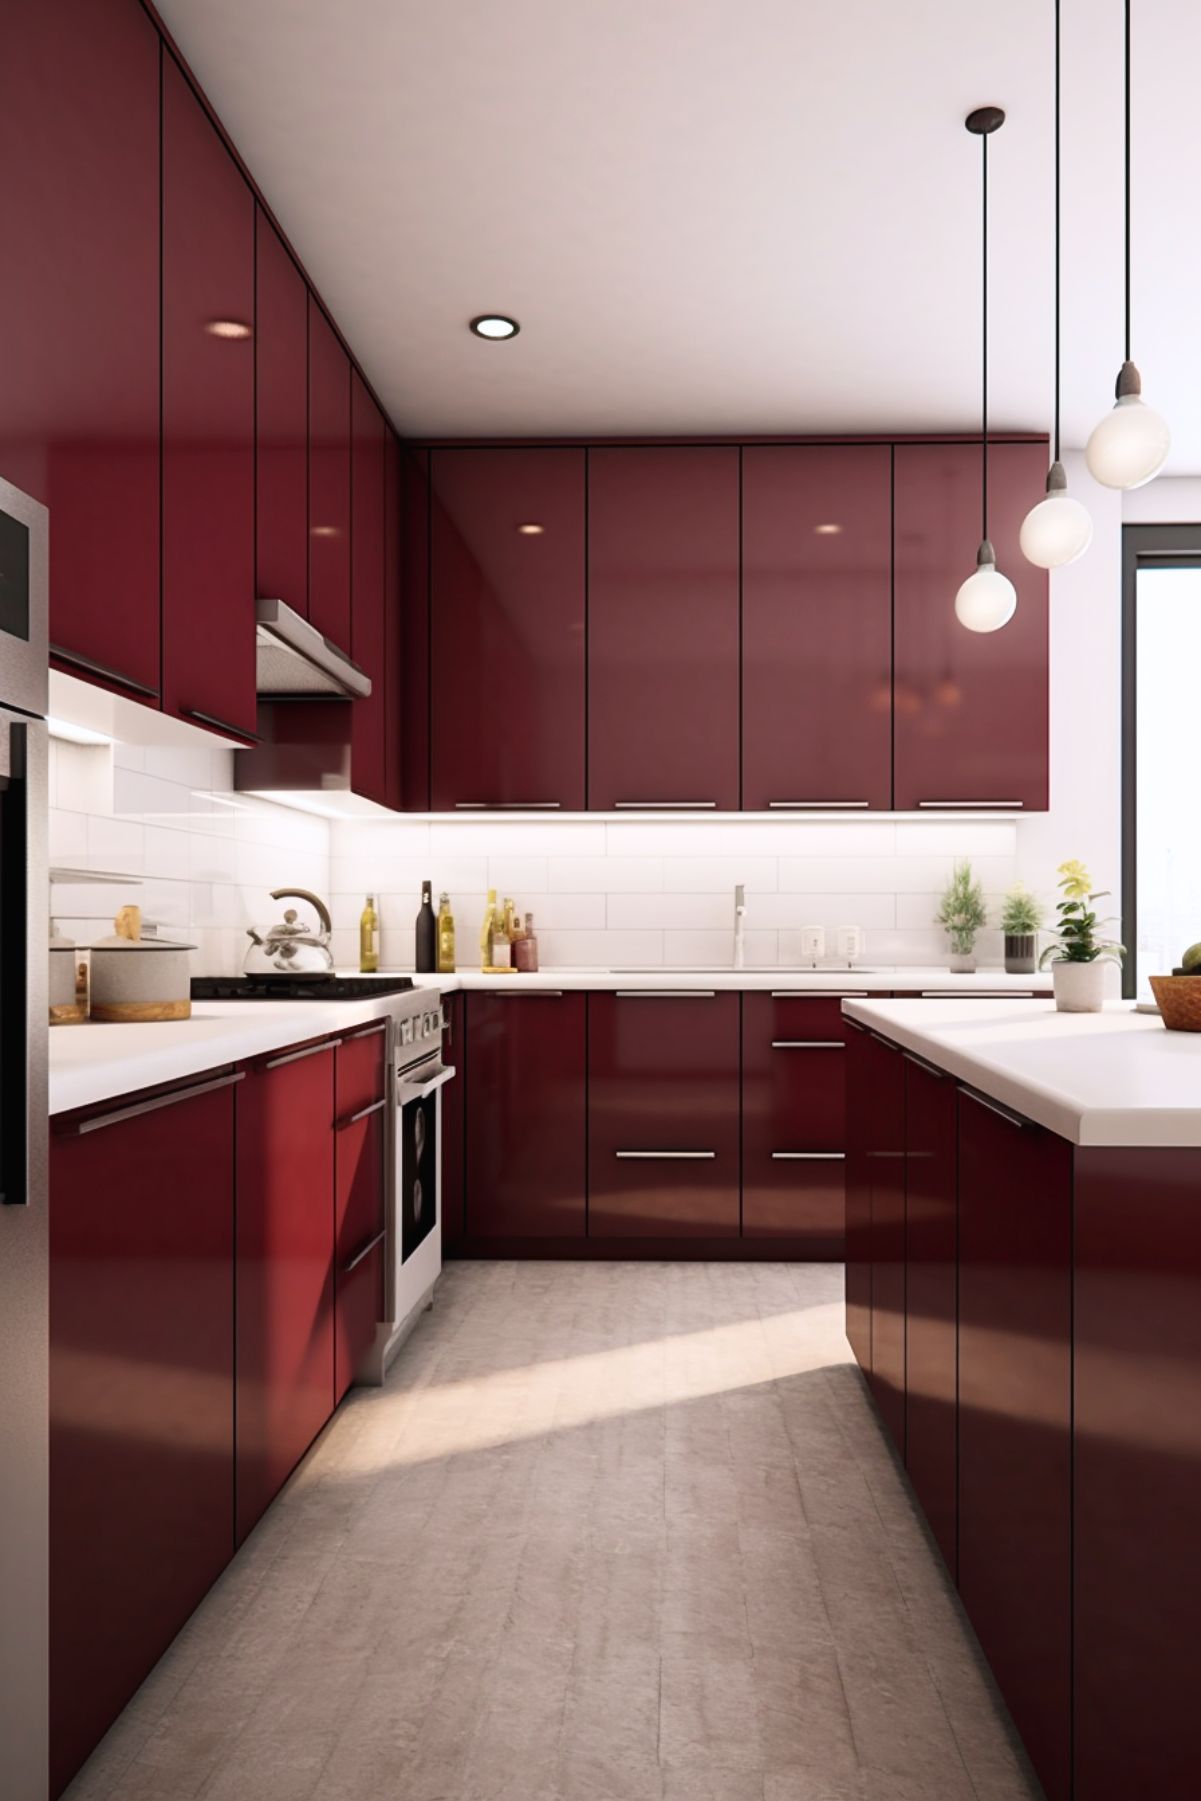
xmin=244 ymin=888 xmax=335 ymax=978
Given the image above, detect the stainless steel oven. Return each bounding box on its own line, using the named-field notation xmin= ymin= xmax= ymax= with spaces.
xmin=383 ymin=1004 xmax=455 ymax=1369
xmin=0 ymin=474 xmax=49 ymax=1796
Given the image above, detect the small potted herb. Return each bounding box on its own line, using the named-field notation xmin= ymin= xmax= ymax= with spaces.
xmin=1000 ymin=883 xmax=1044 ymax=974
xmin=1039 ymin=859 xmax=1124 ymax=1011
xmin=935 ymin=860 xmax=988 ymax=973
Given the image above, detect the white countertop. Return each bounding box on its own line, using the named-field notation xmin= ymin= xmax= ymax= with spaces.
xmin=843 ymin=998 xmax=1201 ymax=1148
xmin=48 ymin=966 xmax=1047 ymax=1118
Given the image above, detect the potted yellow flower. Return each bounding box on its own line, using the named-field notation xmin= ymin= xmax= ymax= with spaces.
xmin=1038 ymin=860 xmax=1125 ymax=1012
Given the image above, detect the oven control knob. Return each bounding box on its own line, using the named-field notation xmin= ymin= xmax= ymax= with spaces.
xmin=426 ymin=1010 xmax=440 ymax=1036
xmin=401 ymin=1018 xmax=414 ymax=1046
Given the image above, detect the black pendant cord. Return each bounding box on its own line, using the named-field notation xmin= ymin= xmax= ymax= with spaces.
xmin=1054 ymin=0 xmax=1061 ymax=462
xmin=1124 ymin=0 xmax=1132 ymax=364
xmin=981 ymin=126 xmax=989 ymax=542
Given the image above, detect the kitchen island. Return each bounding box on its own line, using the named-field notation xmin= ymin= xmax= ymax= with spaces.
xmin=842 ymin=997 xmax=1201 ymax=1801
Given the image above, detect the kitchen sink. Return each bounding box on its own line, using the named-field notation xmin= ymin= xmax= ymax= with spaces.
xmin=607 ymin=967 xmax=880 ymax=975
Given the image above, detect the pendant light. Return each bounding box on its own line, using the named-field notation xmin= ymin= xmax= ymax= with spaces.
xmin=955 ymin=107 xmax=1017 ymax=635
xmin=1085 ymin=0 xmax=1170 ymax=488
xmin=1020 ymin=0 xmax=1094 ymax=567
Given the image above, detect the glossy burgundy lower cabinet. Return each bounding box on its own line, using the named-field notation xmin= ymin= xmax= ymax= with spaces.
xmin=308 ymin=299 xmax=352 ymax=647
xmin=865 ymin=1032 xmax=906 ymax=1452
xmin=843 ymin=1024 xmax=873 ymax=1372
xmin=893 ymin=441 xmax=1049 ymax=811
xmin=1073 ymin=1147 xmax=1201 ymax=1801
xmin=588 ymin=448 xmax=739 ymax=811
xmin=236 ymin=1044 xmax=335 ymax=1543
xmin=255 ymin=208 xmax=308 ymax=618
xmin=741 ymin=993 xmax=848 ymax=1251
xmin=902 ymin=1052 xmax=957 ymax=1577
xmin=588 ymin=993 xmax=739 ymax=1238
xmin=440 ymin=995 xmax=465 ymax=1252
xmin=1 ymin=0 xmax=161 ymax=702
xmin=742 ymin=446 xmax=892 ymax=810
xmin=161 ymin=54 xmax=256 ymax=743
xmin=430 ymin=449 xmax=586 ymax=810
xmin=957 ymin=1088 xmax=1072 ymax=1801
xmin=334 ymin=1024 xmax=388 ymax=1400
xmin=465 ymin=993 xmax=587 ymax=1239
xmin=350 ymin=374 xmax=387 ymax=806
xmin=50 ymin=1079 xmax=237 ymax=1798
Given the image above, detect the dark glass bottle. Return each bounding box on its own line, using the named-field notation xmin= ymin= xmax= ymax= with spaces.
xmin=415 ymin=879 xmax=436 ymax=973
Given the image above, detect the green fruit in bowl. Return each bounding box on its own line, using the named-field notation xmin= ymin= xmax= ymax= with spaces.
xmin=1178 ymin=942 xmax=1201 ymax=973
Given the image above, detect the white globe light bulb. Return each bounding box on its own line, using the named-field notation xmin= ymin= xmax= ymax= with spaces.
xmin=1085 ymin=362 xmax=1171 ymax=490
xmin=955 ymin=542 xmax=1017 ymax=633
xmin=1019 ymin=463 xmax=1094 ymax=568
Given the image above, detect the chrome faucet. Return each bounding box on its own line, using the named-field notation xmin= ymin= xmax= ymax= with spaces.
xmin=733 ymin=884 xmax=747 ymax=970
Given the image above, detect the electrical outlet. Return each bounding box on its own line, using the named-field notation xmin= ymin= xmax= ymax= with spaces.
xmin=837 ymin=926 xmax=863 ymax=965
xmin=800 ymin=926 xmax=826 ymax=964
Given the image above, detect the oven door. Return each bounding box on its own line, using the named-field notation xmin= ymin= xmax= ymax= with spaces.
xmin=396 ymin=1053 xmax=454 ymax=1265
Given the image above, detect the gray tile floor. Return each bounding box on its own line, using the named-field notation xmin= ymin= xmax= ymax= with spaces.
xmin=65 ymin=1262 xmax=1041 ymax=1801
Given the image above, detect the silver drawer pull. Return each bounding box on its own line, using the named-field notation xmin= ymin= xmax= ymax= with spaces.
xmin=454 ymin=801 xmax=561 ymax=809
xmin=771 ymin=1151 xmax=846 ymax=1161
xmin=491 ymin=990 xmax=564 ymax=998
xmin=67 ymin=1070 xmax=244 ymax=1135
xmin=868 ymin=1031 xmax=900 ymax=1052
xmin=615 ymin=1150 xmax=716 ymax=1160
xmin=920 ymin=990 xmax=1034 ymax=999
xmin=917 ymin=799 xmax=1024 ymax=808
xmin=347 ymin=1021 xmax=388 ymax=1041
xmin=903 ymin=1051 xmax=948 ymax=1079
xmin=614 ymin=990 xmax=716 ymax=999
xmin=612 ymin=800 xmax=717 ymax=810
xmin=961 ymin=1087 xmax=1029 ymax=1130
xmin=768 ymin=799 xmax=870 ymax=809
xmin=771 ymin=990 xmax=868 ymax=999
xmin=771 ymin=1039 xmax=844 ymax=1050
xmin=335 ymin=1096 xmax=388 ymax=1130
xmin=266 ymin=1041 xmax=333 ymax=1070
xmin=342 ymin=1228 xmax=386 ymax=1275
xmin=50 ymin=642 xmax=160 ymax=699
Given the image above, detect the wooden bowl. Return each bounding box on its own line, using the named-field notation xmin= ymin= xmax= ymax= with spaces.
xmin=1149 ymin=975 xmax=1201 ymax=1032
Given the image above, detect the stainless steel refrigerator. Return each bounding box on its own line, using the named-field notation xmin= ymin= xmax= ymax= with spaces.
xmin=0 ymin=474 xmax=49 ymax=1798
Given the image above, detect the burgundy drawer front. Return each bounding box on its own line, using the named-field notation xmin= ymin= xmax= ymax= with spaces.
xmin=742 ymin=1154 xmax=844 ymax=1249
xmin=336 ymin=1104 xmax=386 ymax=1269
xmin=867 ymin=1034 xmax=906 ymax=1454
xmin=903 ymin=1054 xmax=958 ymax=1578
xmin=335 ymin=1238 xmax=384 ymax=1404
xmin=843 ymin=1027 xmax=873 ymax=1372
xmin=742 ymin=992 xmax=848 ymax=1251
xmin=440 ymin=996 xmax=465 ymax=1249
xmin=335 ymin=1021 xmax=388 ymax=1117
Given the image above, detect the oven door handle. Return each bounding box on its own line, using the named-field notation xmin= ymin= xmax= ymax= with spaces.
xmin=396 ymin=1062 xmax=456 ymax=1103
xmin=1 ymin=715 xmax=47 ymax=1207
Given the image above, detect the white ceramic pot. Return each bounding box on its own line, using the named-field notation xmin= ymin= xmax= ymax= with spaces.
xmin=90 ymin=935 xmax=195 ymax=1021
xmin=1051 ymin=958 xmax=1106 ymax=1013
xmin=948 ymin=951 xmax=977 ymax=974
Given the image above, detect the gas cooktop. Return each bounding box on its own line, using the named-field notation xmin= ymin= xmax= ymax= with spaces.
xmin=191 ymin=974 xmax=416 ymax=1002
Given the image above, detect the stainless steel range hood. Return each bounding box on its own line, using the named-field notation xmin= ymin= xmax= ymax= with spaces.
xmin=255 ymin=598 xmax=371 ymax=700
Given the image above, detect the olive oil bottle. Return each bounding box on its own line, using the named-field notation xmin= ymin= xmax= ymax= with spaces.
xmin=359 ymin=894 xmax=379 ymax=973
xmin=436 ymin=893 xmax=456 ymax=973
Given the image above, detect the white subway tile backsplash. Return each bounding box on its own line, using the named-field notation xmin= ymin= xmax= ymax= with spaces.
xmin=549 ymin=856 xmax=664 ymax=894
xmin=660 ymin=856 xmax=779 ymax=893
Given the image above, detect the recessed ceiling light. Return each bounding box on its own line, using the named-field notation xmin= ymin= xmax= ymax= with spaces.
xmin=517 ymin=522 xmax=544 ymax=535
xmin=470 ymin=314 xmax=520 ymax=340
xmin=813 ymin=522 xmax=843 ymax=536
xmin=205 ymin=319 xmax=252 ymax=340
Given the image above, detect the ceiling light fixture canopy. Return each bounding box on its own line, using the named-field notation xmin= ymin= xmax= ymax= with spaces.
xmin=470 ymin=314 xmax=520 ymax=340
xmin=1085 ymin=0 xmax=1169 ymax=489
xmin=1021 ymin=0 xmax=1093 ymax=568
xmin=955 ymin=106 xmax=1016 ymax=635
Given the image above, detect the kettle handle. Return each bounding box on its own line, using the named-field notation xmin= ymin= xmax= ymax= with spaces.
xmin=269 ymin=888 xmax=333 ymax=939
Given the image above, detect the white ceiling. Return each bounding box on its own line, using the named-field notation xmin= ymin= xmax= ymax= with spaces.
xmin=157 ymin=1 xmax=1201 ymax=467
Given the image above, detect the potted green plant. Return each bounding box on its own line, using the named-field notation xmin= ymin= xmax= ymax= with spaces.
xmin=1000 ymin=882 xmax=1044 ymax=974
xmin=1039 ymin=859 xmax=1124 ymax=1011
xmin=935 ymin=860 xmax=988 ymax=973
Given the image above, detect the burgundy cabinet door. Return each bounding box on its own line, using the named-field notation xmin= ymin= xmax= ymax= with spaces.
xmin=440 ymin=995 xmax=465 ymax=1253
xmin=1073 ymin=1147 xmax=1201 ymax=1801
xmin=400 ymin=447 xmax=431 ymax=809
xmin=866 ymin=1030 xmax=906 ymax=1453
xmin=430 ymin=448 xmax=586 ymax=810
xmin=335 ymin=1023 xmax=389 ymax=1399
xmin=742 ymin=992 xmax=849 ymax=1252
xmin=162 ymin=54 xmax=256 ymax=743
xmin=308 ymin=300 xmax=351 ymax=647
xmin=893 ymin=441 xmax=1049 ymax=811
xmin=50 ymin=1078 xmax=236 ymax=1797
xmin=588 ymin=993 xmax=740 ymax=1238
xmin=255 ymin=208 xmax=308 ymax=618
xmin=844 ymin=1022 xmax=873 ymax=1373
xmin=958 ymin=1087 xmax=1072 ymax=1801
xmin=465 ymin=993 xmax=586 ymax=1239
xmin=350 ymin=374 xmax=388 ymax=806
xmin=0 ymin=0 xmax=160 ymax=701
xmin=236 ymin=1043 xmax=335 ymax=1543
xmin=383 ymin=431 xmax=404 ymax=811
xmin=903 ymin=1051 xmax=957 ymax=1578
xmin=742 ymin=446 xmax=892 ymax=810
xmin=588 ymin=448 xmax=739 ymax=811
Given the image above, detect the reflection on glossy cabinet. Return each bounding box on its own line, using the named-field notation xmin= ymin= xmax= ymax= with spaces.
xmin=866 ymin=1032 xmax=906 ymax=1451
xmin=400 ymin=447 xmax=431 ymax=809
xmin=741 ymin=993 xmax=849 ymax=1251
xmin=440 ymin=995 xmax=465 ymax=1252
xmin=588 ymin=993 xmax=740 ymax=1238
xmin=958 ymin=1087 xmax=1071 ymax=1801
xmin=588 ymin=448 xmax=740 ymax=811
xmin=844 ymin=1023 xmax=873 ymax=1371
xmin=466 ymin=993 xmax=587 ymax=1239
xmin=255 ymin=208 xmax=308 ymax=619
xmin=308 ymin=299 xmax=351 ymax=646
xmin=893 ymin=441 xmax=1049 ymax=811
xmin=161 ymin=54 xmax=256 ymax=742
xmin=742 ymin=447 xmax=892 ymax=810
xmin=350 ymin=374 xmax=387 ymax=806
xmin=430 ymin=449 xmax=586 ymax=810
xmin=384 ymin=431 xmax=404 ymax=811
xmin=1 ymin=0 xmax=162 ymax=701
xmin=903 ymin=1052 xmax=957 ymax=1576
xmin=334 ymin=1024 xmax=388 ymax=1400
xmin=50 ymin=1079 xmax=236 ymax=1798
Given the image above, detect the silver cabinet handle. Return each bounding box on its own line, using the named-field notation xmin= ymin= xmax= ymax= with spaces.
xmin=768 ymin=800 xmax=870 ymax=809
xmin=67 ymin=1070 xmax=245 ymax=1136
xmin=615 ymin=1150 xmax=716 ymax=1160
xmin=347 ymin=1021 xmax=388 ymax=1041
xmin=868 ymin=1031 xmax=900 ymax=1052
xmin=50 ymin=643 xmax=160 ymax=699
xmin=612 ymin=800 xmax=716 ymax=810
xmin=771 ymin=1039 xmax=845 ymax=1050
xmin=961 ymin=1087 xmax=1030 ymax=1130
xmin=335 ymin=1096 xmax=388 ymax=1130
xmin=920 ymin=990 xmax=1034 ymax=999
xmin=491 ymin=990 xmax=564 ymax=998
xmin=342 ymin=1228 xmax=386 ymax=1275
xmin=903 ymin=1051 xmax=948 ymax=1079
xmin=771 ymin=1151 xmax=846 ymax=1161
xmin=180 ymin=707 xmax=260 ymax=745
xmin=917 ymin=799 xmax=1023 ymax=809
xmin=265 ymin=1041 xmax=333 ymax=1070
xmin=454 ymin=801 xmax=562 ymax=809
xmin=771 ymin=990 xmax=868 ymax=999
xmin=614 ymin=990 xmax=716 ymax=999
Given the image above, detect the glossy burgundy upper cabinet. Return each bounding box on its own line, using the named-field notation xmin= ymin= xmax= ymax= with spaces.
xmin=588 ymin=992 xmax=740 ymax=1238
xmin=400 ymin=447 xmax=431 ymax=809
xmin=742 ymin=447 xmax=892 ymax=810
xmin=430 ymin=449 xmax=586 ymax=811
xmin=893 ymin=441 xmax=1049 ymax=811
xmin=465 ymin=993 xmax=587 ymax=1239
xmin=958 ymin=1087 xmax=1072 ymax=1801
xmin=383 ymin=432 xmax=404 ymax=811
xmin=350 ymin=375 xmax=387 ymax=806
xmin=0 ymin=1 xmax=160 ymax=701
xmin=588 ymin=448 xmax=739 ymax=812
xmin=902 ymin=1052 xmax=958 ymax=1578
xmin=308 ymin=300 xmax=352 ymax=647
xmin=742 ymin=993 xmax=849 ymax=1253
xmin=255 ymin=209 xmax=308 ymax=619
xmin=161 ymin=55 xmax=256 ymax=743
